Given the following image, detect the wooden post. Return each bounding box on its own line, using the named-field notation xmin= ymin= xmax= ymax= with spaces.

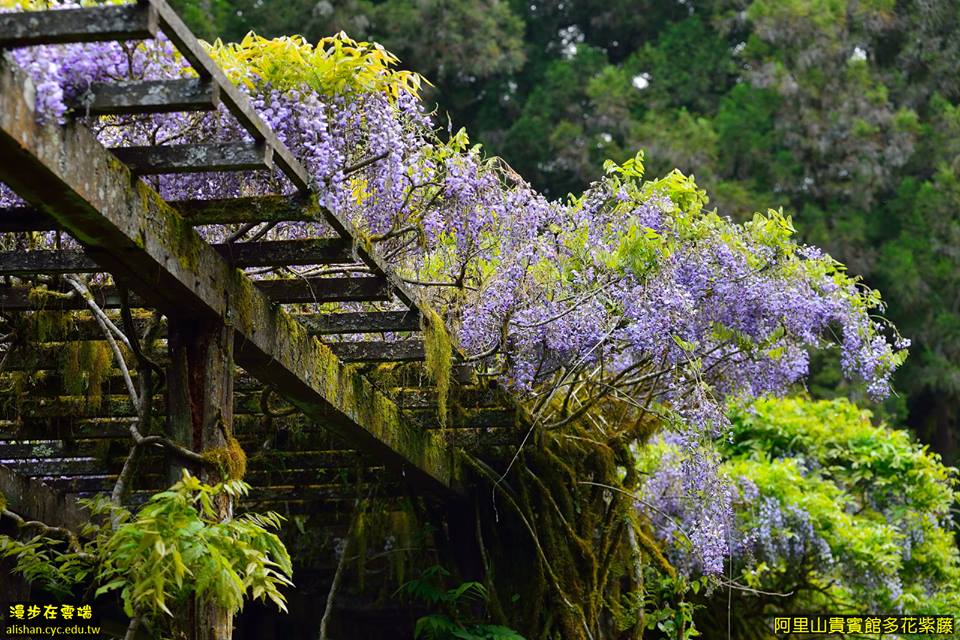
xmin=0 ymin=519 xmax=30 ymax=602
xmin=166 ymin=316 xmax=235 ymax=640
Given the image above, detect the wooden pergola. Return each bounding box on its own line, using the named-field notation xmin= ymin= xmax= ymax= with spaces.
xmin=0 ymin=2 xmax=522 ymax=635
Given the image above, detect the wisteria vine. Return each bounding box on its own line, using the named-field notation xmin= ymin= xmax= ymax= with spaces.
xmin=0 ymin=1 xmax=909 ymax=586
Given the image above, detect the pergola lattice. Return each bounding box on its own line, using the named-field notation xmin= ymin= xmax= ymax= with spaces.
xmin=0 ymin=0 xmax=522 ymax=599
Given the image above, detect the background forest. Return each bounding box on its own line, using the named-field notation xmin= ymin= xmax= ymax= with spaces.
xmin=172 ymin=0 xmax=960 ymax=467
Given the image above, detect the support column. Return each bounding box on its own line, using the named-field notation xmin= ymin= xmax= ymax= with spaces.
xmin=166 ymin=316 xmax=235 ymax=640
xmin=0 ymin=519 xmax=30 ymax=602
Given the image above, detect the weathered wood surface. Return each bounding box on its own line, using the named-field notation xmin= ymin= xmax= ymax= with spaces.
xmin=111 ymin=142 xmax=272 ymax=174
xmin=0 ymin=54 xmax=460 ymax=492
xmin=0 ymin=3 xmax=157 ymax=47
xmin=255 ymin=277 xmax=391 ymax=303
xmin=175 ymin=195 xmax=322 ymax=225
xmin=0 ymin=277 xmax=389 ymax=310
xmin=302 ymin=311 xmax=421 ymax=334
xmin=328 ymin=340 xmax=425 ymax=363
xmin=0 ymin=393 xmax=518 ymax=433
xmin=213 ymin=238 xmax=353 ymax=266
xmin=75 ymin=78 xmax=219 ymax=115
xmin=0 ymin=197 xmax=316 ymax=231
xmin=0 ymin=249 xmax=98 ymax=274
xmin=394 ymin=386 xmax=503 ymax=409
xmin=0 ymin=465 xmax=89 ymax=528
xmin=0 ymin=239 xmax=353 ymax=274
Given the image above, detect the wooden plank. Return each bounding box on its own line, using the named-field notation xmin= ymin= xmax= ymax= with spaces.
xmin=0 ymin=284 xmax=126 ymax=311
xmin=302 ymin=311 xmax=421 ymax=335
xmin=0 ymin=239 xmax=352 ymax=275
xmin=0 ymin=390 xmax=293 ymax=418
xmin=1 ymin=412 xmax=347 ymax=443
xmin=74 ymin=78 xmax=218 ymax=116
xmin=174 ymin=194 xmax=321 ymax=225
xmin=328 ymin=340 xmax=424 ymax=363
xmin=0 ymin=3 xmax=157 ymax=47
xmin=255 ymin=277 xmax=391 ymax=303
xmin=0 ymin=312 xmax=412 ymax=346
xmin=0 ymin=277 xmax=388 ymax=310
xmin=0 ymin=465 xmax=89 ymax=528
xmin=35 ymin=466 xmax=376 ymax=494
xmin=0 ymin=197 xmax=316 ymax=230
xmin=410 ymin=407 xmax=518 ymax=429
xmin=0 ymin=57 xmax=460 ymax=492
xmin=0 ymin=249 xmax=99 ymax=275
xmin=214 ymin=238 xmax=353 ymax=266
xmin=394 ymin=387 xmax=503 ymax=409
xmin=0 ymin=207 xmax=56 ymax=231
xmin=1 ymin=458 xmax=101 ymax=476
xmin=443 ymin=428 xmax=518 ymax=448
xmin=111 ymin=142 xmax=272 ymax=174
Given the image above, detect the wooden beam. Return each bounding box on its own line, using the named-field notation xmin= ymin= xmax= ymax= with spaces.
xmin=174 ymin=195 xmax=320 ymax=225
xmin=255 ymin=277 xmax=391 ymax=303
xmin=111 ymin=142 xmax=272 ymax=174
xmin=2 ymin=413 xmax=346 ymax=443
xmin=0 ymin=197 xmax=317 ymax=231
xmin=213 ymin=238 xmax=353 ymax=266
xmin=74 ymin=78 xmax=219 ymax=116
xmin=0 ymin=312 xmax=404 ymax=346
xmin=302 ymin=311 xmax=421 ymax=334
xmin=394 ymin=387 xmax=503 ymax=409
xmin=0 ymin=56 xmax=459 ymax=492
xmin=328 ymin=340 xmax=425 ymax=363
xmin=0 ymin=390 xmax=305 ymax=419
xmin=0 ymin=207 xmax=56 ymax=231
xmin=408 ymin=407 xmax=517 ymax=430
xmin=0 ymin=249 xmax=98 ymax=275
xmin=0 ymin=240 xmax=353 ymax=275
xmin=0 ymin=196 xmax=343 ymax=231
xmin=443 ymin=428 xmax=518 ymax=449
xmin=0 ymin=276 xmax=389 ymax=309
xmin=32 ymin=466 xmax=378 ymax=495
xmin=0 ymin=3 xmax=157 ymax=47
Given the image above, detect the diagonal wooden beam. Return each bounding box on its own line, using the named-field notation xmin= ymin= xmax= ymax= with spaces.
xmin=0 ymin=55 xmax=460 ymax=493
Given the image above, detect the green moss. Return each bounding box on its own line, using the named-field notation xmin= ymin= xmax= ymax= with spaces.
xmin=202 ymin=435 xmax=248 ymax=481
xmin=420 ymin=305 xmax=452 ymax=428
xmin=62 ymin=341 xmax=111 ymax=409
xmin=29 ymin=310 xmax=70 ymax=342
xmin=230 ymin=270 xmax=258 ymax=333
xmin=171 ymin=214 xmax=203 ymax=272
xmin=27 ymin=285 xmax=73 ymax=310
